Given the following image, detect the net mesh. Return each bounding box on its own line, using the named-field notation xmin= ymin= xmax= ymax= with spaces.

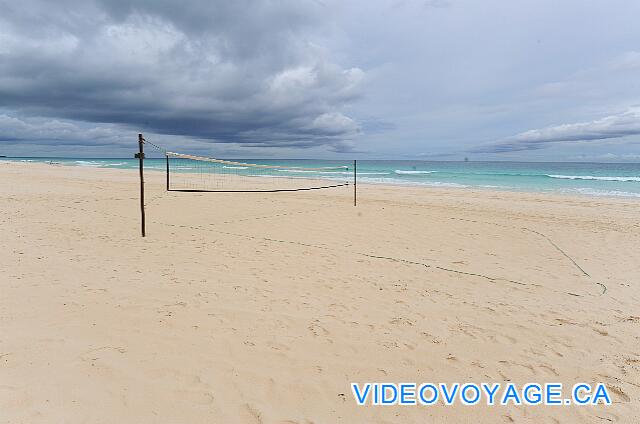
xmin=141 ymin=137 xmax=352 ymax=193
xmin=135 ymin=136 xmax=355 ymax=237
xmin=165 ymin=152 xmax=350 ymax=192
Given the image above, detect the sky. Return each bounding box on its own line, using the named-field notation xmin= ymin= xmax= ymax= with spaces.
xmin=1 ymin=0 xmax=640 ymax=161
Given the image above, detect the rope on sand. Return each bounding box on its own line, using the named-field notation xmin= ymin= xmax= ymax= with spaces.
xmin=522 ymin=228 xmax=607 ymax=295
xmin=344 ymin=252 xmax=528 ymax=286
xmin=55 ymin=203 xmax=593 ymax=295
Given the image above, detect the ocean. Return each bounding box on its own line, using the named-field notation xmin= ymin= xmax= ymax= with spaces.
xmin=6 ymin=157 xmax=640 ymax=199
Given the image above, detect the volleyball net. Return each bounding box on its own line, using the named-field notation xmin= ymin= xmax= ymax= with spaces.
xmin=137 ymin=132 xmax=355 ymax=206
xmin=136 ymin=134 xmax=356 ymax=235
xmin=164 ymin=151 xmax=352 ymax=192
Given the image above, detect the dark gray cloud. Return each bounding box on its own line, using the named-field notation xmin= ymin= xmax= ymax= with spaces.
xmin=470 ymin=107 xmax=640 ymax=153
xmin=3 ymin=0 xmax=640 ymax=160
xmin=0 ymin=0 xmax=363 ymax=152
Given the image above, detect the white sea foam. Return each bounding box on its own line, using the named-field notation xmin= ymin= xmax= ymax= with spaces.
xmin=357 ymin=172 xmax=391 ymax=175
xmin=565 ymin=188 xmax=640 ymax=198
xmin=394 ymin=170 xmax=436 ymax=175
xmin=358 ymin=176 xmax=468 ymax=188
xmin=320 ymin=171 xmax=390 ymax=175
xmin=74 ymin=160 xmax=102 ymax=167
xmin=547 ymin=174 xmax=640 ymax=182
xmin=277 ymin=169 xmax=317 ymax=173
xmin=223 ymin=166 xmax=248 ymax=169
xmin=423 ymin=181 xmax=467 ymax=188
xmin=248 ymin=174 xmax=316 ymax=179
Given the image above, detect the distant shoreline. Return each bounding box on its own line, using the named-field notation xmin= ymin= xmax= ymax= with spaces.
xmin=2 ymin=155 xmax=640 ymax=164
xmin=3 ymin=158 xmax=640 ymax=201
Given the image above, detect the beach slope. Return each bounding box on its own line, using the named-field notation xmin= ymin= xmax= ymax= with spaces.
xmin=1 ymin=162 xmax=639 ymax=423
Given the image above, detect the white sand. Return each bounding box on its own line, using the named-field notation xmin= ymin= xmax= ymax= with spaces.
xmin=1 ymin=161 xmax=639 ymax=423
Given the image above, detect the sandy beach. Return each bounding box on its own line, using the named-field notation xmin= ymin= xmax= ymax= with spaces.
xmin=1 ymin=161 xmax=639 ymax=423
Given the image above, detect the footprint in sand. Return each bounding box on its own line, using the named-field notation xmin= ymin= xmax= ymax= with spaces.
xmin=502 ymin=414 xmax=515 ymax=422
xmin=328 ymin=303 xmax=349 ymax=313
xmin=498 ymin=360 xmax=536 ymax=376
xmin=537 ymin=363 xmax=559 ymax=377
xmin=592 ymin=326 xmax=609 ymax=336
xmin=239 ymin=403 xmax=263 ymax=424
xmin=606 ymin=385 xmax=630 ymax=403
xmin=308 ymin=320 xmax=329 ymax=337
xmin=554 ymin=318 xmax=577 ymax=326
xmin=389 ymin=317 xmax=415 ymax=326
xmin=470 ymin=360 xmax=485 ymax=369
xmin=487 ymin=333 xmax=517 ymax=345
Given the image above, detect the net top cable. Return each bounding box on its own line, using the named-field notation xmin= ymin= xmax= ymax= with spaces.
xmin=166 ymin=151 xmax=349 ymax=171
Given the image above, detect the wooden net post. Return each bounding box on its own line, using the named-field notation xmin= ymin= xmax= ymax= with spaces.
xmin=353 ymin=159 xmax=357 ymax=206
xmin=166 ymin=154 xmax=170 ymax=191
xmin=136 ymin=133 xmax=146 ymax=237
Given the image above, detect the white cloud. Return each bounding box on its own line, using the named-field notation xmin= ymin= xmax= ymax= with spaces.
xmin=568 ymin=152 xmax=640 ymax=161
xmin=472 ymin=107 xmax=640 ymax=153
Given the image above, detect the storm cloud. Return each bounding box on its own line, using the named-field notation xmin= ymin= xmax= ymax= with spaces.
xmin=0 ymin=0 xmax=363 ymax=152
xmin=2 ymin=0 xmax=640 ymax=159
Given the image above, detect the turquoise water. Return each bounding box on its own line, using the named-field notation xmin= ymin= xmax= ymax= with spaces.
xmin=6 ymin=157 xmax=640 ymax=198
